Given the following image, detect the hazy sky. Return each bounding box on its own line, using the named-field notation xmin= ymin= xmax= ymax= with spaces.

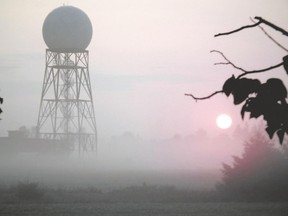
xmin=0 ymin=0 xmax=288 ymax=140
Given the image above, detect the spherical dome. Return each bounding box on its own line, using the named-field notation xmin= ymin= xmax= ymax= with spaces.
xmin=42 ymin=6 xmax=92 ymax=52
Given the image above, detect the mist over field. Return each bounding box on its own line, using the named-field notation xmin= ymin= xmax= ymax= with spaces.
xmin=1 ymin=0 xmax=288 ymax=215
xmin=0 ymin=130 xmax=245 ymax=190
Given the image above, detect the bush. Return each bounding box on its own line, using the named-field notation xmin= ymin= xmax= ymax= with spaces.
xmin=14 ymin=181 xmax=44 ymax=202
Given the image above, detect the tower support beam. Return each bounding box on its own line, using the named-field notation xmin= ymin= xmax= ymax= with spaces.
xmin=36 ymin=50 xmax=97 ymax=153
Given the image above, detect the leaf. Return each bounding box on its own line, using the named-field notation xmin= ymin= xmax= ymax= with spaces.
xmin=282 ymin=106 xmax=288 ymax=134
xmin=266 ymin=126 xmax=278 ymax=139
xmin=261 ymin=79 xmax=287 ymax=103
xmin=277 ymin=129 xmax=285 ymax=144
xmin=240 ymin=97 xmax=263 ymax=119
xmin=263 ymin=103 xmax=284 ymax=128
xmin=240 ymin=103 xmax=246 ymax=119
xmin=222 ymin=75 xmax=236 ymax=96
xmin=250 ymin=108 xmax=262 ymax=119
xmin=232 ymin=78 xmax=261 ymax=105
xmin=283 ymin=55 xmax=288 ymax=74
xmin=264 ymin=104 xmax=285 ymax=140
xmin=243 ymin=78 xmax=261 ymax=93
xmin=233 ymin=91 xmax=248 ymax=105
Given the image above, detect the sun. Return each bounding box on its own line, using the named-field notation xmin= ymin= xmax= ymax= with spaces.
xmin=216 ymin=114 xmax=232 ymax=129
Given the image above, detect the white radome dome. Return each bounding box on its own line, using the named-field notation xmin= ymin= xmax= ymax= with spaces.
xmin=42 ymin=6 xmax=92 ymax=52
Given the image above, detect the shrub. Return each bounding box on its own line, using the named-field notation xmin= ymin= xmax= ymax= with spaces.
xmin=14 ymin=181 xmax=44 ymax=202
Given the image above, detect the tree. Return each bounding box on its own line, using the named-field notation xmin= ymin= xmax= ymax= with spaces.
xmin=217 ymin=131 xmax=288 ymax=201
xmin=185 ymin=17 xmax=288 ymax=144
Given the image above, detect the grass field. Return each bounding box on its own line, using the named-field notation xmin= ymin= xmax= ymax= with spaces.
xmin=0 ymin=202 xmax=287 ymax=216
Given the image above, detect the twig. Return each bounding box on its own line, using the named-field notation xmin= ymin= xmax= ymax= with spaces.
xmin=211 ymin=50 xmax=283 ymax=78
xmin=186 ymin=49 xmax=283 ymax=101
xmin=237 ymin=62 xmax=283 ymax=78
xmin=250 ymin=17 xmax=288 ymax=53
xmin=215 ymin=16 xmax=288 ymax=38
xmin=214 ymin=21 xmax=261 ymax=37
xmin=211 ymin=50 xmax=247 ymax=73
xmin=185 ymin=91 xmax=223 ymax=101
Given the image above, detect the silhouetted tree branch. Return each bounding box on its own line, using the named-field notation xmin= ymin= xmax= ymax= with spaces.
xmin=215 ymin=16 xmax=288 ymax=37
xmin=254 ymin=16 xmax=288 ymax=37
xmin=184 ymin=91 xmax=223 ymax=101
xmin=186 ymin=17 xmax=288 ymax=144
xmin=237 ymin=62 xmax=283 ymax=78
xmin=214 ymin=21 xmax=261 ymax=37
xmin=250 ymin=17 xmax=288 ymax=53
xmin=212 ymin=50 xmax=284 ymax=78
xmin=184 ymin=50 xmax=284 ymax=100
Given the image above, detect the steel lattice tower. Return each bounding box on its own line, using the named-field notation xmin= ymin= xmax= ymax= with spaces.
xmin=36 ymin=6 xmax=97 ymax=153
xmin=36 ymin=50 xmax=97 ymax=152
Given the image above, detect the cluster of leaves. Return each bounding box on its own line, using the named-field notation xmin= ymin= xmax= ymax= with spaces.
xmin=223 ymin=68 xmax=288 ymax=144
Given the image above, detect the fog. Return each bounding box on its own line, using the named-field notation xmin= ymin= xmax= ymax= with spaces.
xmin=0 ymin=127 xmax=249 ymax=190
xmin=1 ymin=0 xmax=288 ymax=193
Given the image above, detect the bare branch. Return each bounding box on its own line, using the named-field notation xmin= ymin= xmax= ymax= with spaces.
xmin=185 ymin=91 xmax=223 ymax=101
xmin=186 ymin=17 xmax=288 ymax=103
xmin=214 ymin=21 xmax=261 ymax=37
xmin=211 ymin=50 xmax=247 ymax=73
xmin=250 ymin=17 xmax=288 ymax=53
xmin=211 ymin=50 xmax=284 ymax=78
xmin=215 ymin=16 xmax=288 ymax=38
xmin=237 ymin=62 xmax=283 ymax=78
xmin=254 ymin=16 xmax=288 ymax=37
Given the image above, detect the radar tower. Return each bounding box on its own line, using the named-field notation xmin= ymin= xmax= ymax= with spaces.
xmin=36 ymin=6 xmax=97 ymax=154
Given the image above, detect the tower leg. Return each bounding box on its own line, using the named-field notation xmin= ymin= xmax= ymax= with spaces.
xmin=36 ymin=50 xmax=97 ymax=154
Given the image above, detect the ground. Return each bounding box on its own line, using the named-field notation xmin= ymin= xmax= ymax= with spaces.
xmin=0 ymin=202 xmax=288 ymax=216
